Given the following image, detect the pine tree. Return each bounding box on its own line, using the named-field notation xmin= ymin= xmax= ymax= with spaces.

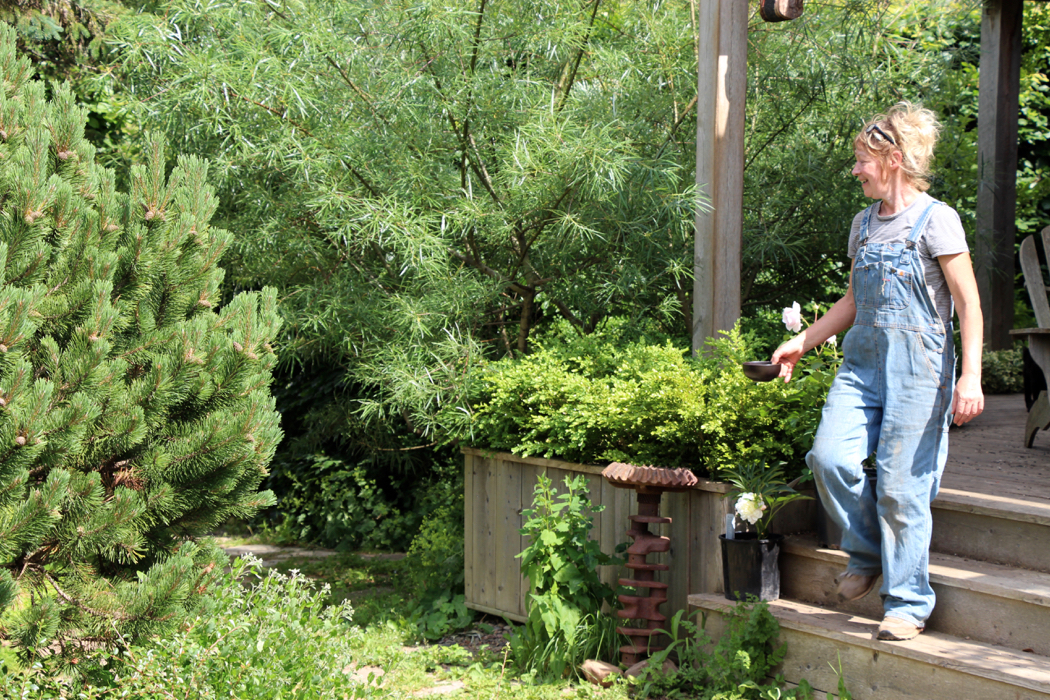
xmin=0 ymin=24 xmax=281 ymax=659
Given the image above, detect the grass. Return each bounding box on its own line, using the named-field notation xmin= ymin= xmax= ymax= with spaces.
xmin=268 ymin=551 xmax=410 ymax=629
xmin=242 ymin=544 xmax=632 ymax=699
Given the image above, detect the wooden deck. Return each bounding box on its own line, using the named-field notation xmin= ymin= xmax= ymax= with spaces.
xmin=942 ymin=393 xmax=1050 ymax=506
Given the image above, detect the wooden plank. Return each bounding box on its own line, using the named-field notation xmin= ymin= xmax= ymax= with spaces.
xmin=1020 ymin=234 xmax=1050 ymax=328
xmin=518 ymin=463 xmax=545 ymax=619
xmin=464 ymin=451 xmax=475 ymax=606
xmin=711 ymin=0 xmax=747 ymax=335
xmin=664 ymin=490 xmax=690 ymax=618
xmin=692 ymin=0 xmax=719 ymax=351
xmin=464 ymin=601 xmax=526 ymax=624
xmin=478 ymin=455 xmax=498 ymax=611
xmin=493 ymin=455 xmax=522 ymax=616
xmin=461 ymin=447 xmax=606 ymax=475
xmin=599 ymin=478 xmax=623 ymax=591
xmin=691 ymin=488 xmax=731 ymax=595
xmin=581 ymin=471 xmax=604 ymax=546
xmin=691 ymin=593 xmax=1050 ymax=698
xmin=976 ymin=0 xmax=1024 ymax=349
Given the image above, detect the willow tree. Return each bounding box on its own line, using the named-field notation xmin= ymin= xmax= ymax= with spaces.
xmin=103 ymin=0 xmax=703 ymax=443
xmin=0 ymin=24 xmax=281 ymax=658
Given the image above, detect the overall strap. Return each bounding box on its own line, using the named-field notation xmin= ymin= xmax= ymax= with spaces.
xmin=857 ymin=204 xmax=877 ymax=246
xmin=906 ymin=200 xmax=941 ymax=247
xmin=898 ymin=199 xmax=940 ymax=267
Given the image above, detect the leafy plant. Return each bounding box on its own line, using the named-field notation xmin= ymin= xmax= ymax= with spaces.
xmin=511 ymin=474 xmax=623 ymax=679
xmin=722 ymin=462 xmax=811 ymax=540
xmin=473 ymin=319 xmax=838 ymax=480
xmin=636 ymin=603 xmax=814 ymax=700
xmin=403 ymin=503 xmax=474 ymax=641
xmin=261 ymin=452 xmax=421 ymax=551
xmin=0 ymin=555 xmax=371 ymax=699
xmin=982 ymin=346 xmax=1025 ymax=395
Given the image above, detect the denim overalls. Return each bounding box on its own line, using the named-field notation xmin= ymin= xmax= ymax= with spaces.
xmin=807 ymin=200 xmax=955 ymax=627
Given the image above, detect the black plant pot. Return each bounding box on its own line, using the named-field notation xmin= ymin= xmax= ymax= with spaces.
xmin=719 ymin=532 xmax=783 ymax=602
xmin=816 ymin=469 xmax=877 ymax=549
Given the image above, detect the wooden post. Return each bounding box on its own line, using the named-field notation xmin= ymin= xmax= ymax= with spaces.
xmin=693 ymin=0 xmax=747 ymax=353
xmin=976 ymin=0 xmax=1023 ymax=350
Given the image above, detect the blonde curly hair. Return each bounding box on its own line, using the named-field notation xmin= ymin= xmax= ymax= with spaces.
xmin=854 ymin=102 xmax=941 ymax=192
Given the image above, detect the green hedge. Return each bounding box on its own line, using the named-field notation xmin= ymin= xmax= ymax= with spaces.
xmin=470 ymin=320 xmax=838 ymax=480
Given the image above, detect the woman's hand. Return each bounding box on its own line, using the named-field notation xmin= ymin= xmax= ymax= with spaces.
xmin=771 ymin=334 xmax=806 ymax=382
xmin=951 ymin=373 xmax=984 ymax=425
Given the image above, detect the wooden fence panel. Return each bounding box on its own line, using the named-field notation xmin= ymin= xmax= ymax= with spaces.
xmin=463 ymin=449 xmax=780 ymax=623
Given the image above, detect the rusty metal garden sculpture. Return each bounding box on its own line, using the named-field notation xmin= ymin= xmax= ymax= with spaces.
xmin=601 ymin=462 xmax=697 ymax=666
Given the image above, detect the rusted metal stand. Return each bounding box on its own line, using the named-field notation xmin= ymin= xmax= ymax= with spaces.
xmin=602 ymin=463 xmax=697 ymax=666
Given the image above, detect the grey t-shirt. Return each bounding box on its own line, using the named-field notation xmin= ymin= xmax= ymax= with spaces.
xmin=847 ymin=192 xmax=969 ymax=326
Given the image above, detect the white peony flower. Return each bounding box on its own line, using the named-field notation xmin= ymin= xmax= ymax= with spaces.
xmin=826 ymin=334 xmax=837 ymax=348
xmin=782 ymin=301 xmax=802 ymax=333
xmin=735 ymin=493 xmax=767 ymax=525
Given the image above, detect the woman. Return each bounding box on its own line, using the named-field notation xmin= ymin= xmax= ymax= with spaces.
xmin=771 ymin=102 xmax=984 ymax=641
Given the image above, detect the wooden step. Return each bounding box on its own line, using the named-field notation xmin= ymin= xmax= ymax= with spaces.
xmin=780 ymin=534 xmax=1050 ymax=656
xmin=688 ymin=593 xmax=1050 ymax=700
xmin=932 ymin=486 xmax=1050 ymax=572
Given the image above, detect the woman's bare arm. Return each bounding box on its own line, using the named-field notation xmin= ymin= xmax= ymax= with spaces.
xmin=939 ymin=252 xmax=984 ymax=425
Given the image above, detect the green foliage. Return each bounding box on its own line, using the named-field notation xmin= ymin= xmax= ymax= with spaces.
xmin=258 ymin=447 xmax=463 ymax=553
xmin=262 ymin=452 xmax=421 ymax=552
xmin=473 ymin=319 xmax=837 ymax=479
xmin=982 ymin=346 xmax=1026 ymax=395
xmin=404 ymin=503 xmax=473 ymax=641
xmin=636 ymin=604 xmax=816 ymax=700
xmin=102 ymin=0 xmax=704 ymax=447
xmin=0 ymin=25 xmax=281 ymax=657
xmin=512 ymin=474 xmax=622 ymax=679
xmin=0 ymin=555 xmax=372 ymax=699
xmin=722 ymin=462 xmax=811 ymax=539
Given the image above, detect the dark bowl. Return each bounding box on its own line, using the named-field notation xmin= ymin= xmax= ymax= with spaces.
xmin=742 ymin=361 xmax=782 ymax=382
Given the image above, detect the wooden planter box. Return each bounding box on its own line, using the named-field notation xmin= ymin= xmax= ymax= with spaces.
xmin=463 ymin=447 xmax=814 ymax=622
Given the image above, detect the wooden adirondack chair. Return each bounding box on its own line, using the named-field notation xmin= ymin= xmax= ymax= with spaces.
xmin=1010 ymin=226 xmax=1050 ymax=448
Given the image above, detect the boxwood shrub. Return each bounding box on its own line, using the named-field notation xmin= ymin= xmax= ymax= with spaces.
xmin=471 ymin=319 xmax=838 ymax=480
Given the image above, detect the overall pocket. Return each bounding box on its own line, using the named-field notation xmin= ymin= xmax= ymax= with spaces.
xmin=855 ymin=261 xmax=912 ymax=311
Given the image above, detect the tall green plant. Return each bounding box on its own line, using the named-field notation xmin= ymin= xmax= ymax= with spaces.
xmin=0 ymin=25 xmax=281 ymax=658
xmin=102 ymin=0 xmax=704 ymax=446
xmin=512 ymin=474 xmax=622 ymax=679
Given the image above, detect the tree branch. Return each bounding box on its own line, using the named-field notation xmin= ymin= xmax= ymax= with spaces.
xmin=555 ymin=0 xmax=603 ymax=112
xmin=450 ymin=247 xmax=530 ymax=295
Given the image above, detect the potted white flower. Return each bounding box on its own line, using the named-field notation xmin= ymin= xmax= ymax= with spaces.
xmin=718 ymin=461 xmax=810 ymax=601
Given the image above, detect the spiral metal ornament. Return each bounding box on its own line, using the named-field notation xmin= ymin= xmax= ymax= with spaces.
xmin=601 ymin=462 xmax=697 ymax=666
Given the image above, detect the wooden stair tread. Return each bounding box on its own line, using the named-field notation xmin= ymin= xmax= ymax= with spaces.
xmin=933 ymin=487 xmax=1050 ymax=527
xmin=783 ymin=534 xmax=1050 ymax=606
xmin=688 ymin=593 xmax=1050 ymax=692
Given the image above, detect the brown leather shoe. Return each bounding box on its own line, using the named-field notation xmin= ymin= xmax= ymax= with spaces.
xmin=834 ymin=572 xmax=879 ymax=602
xmin=877 ymin=616 xmax=922 ymax=641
